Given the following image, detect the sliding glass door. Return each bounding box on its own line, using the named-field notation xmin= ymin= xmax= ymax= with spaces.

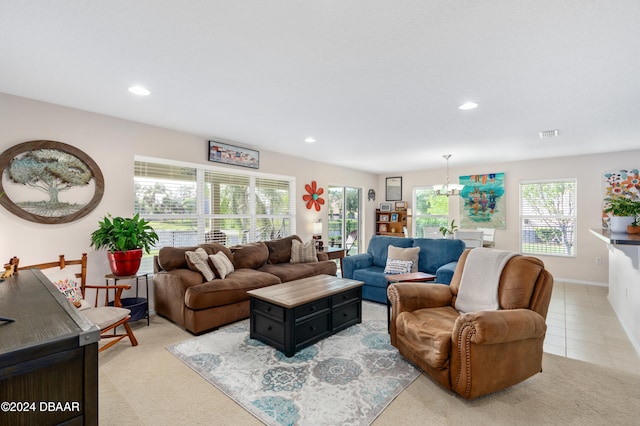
xmin=327 ymin=186 xmax=361 ymax=256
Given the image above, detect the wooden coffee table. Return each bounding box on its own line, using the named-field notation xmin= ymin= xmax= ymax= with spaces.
xmin=247 ymin=275 xmax=364 ymax=356
xmin=385 ymin=272 xmax=436 ymax=331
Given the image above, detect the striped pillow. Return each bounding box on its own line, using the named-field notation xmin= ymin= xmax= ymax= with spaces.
xmin=384 ymin=258 xmax=414 ymax=275
xmin=290 ymin=240 xmax=318 ymax=264
xmin=209 ymin=251 xmax=234 ymax=279
xmin=185 ymin=248 xmax=215 ymax=281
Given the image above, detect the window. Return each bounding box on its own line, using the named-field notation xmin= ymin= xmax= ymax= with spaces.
xmin=412 ymin=186 xmax=449 ymax=237
xmin=520 ymin=179 xmax=576 ymax=257
xmin=134 ymin=157 xmax=296 ymax=266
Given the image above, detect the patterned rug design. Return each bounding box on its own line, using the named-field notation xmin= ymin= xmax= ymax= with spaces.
xmin=167 ymin=304 xmax=419 ymax=425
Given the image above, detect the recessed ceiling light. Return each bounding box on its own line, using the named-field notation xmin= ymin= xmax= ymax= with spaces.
xmin=304 ymin=137 xmax=316 ymax=143
xmin=458 ymin=101 xmax=478 ymax=110
xmin=128 ymin=85 xmax=150 ymax=96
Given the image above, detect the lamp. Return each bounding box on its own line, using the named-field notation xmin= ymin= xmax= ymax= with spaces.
xmin=433 ymin=154 xmax=464 ymax=196
xmin=312 ymin=220 xmax=323 ymax=250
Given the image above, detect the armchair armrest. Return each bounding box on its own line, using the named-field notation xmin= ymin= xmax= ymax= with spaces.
xmin=453 ymin=309 xmax=547 ymax=345
xmin=341 ymin=253 xmax=372 ymax=279
xmin=387 ymin=282 xmax=453 ymax=343
xmin=388 ymin=282 xmax=453 ymax=313
xmin=84 ymin=284 xmax=132 ymax=308
xmin=451 ymin=308 xmax=548 ymax=399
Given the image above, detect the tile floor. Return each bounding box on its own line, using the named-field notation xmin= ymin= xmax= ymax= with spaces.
xmin=544 ymin=281 xmax=640 ymax=374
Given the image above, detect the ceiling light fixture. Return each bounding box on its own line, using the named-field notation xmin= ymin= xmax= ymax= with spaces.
xmin=458 ymin=101 xmax=478 ymax=110
xmin=128 ymin=85 xmax=150 ymax=96
xmin=304 ymin=137 xmax=316 ymax=143
xmin=433 ymin=154 xmax=464 ymax=197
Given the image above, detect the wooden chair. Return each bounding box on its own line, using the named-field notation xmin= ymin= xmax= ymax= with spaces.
xmin=344 ymin=230 xmax=358 ymax=255
xmin=15 ymin=254 xmax=138 ymax=352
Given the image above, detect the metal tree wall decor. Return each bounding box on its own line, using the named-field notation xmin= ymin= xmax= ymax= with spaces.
xmin=303 ymin=181 xmax=324 ymax=211
xmin=0 ymin=140 xmax=104 ymax=224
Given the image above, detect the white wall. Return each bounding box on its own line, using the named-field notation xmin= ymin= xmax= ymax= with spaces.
xmin=2 ymin=92 xmax=636 ymax=287
xmin=377 ymin=150 xmax=640 ymax=284
xmin=0 ymin=93 xmax=378 ymax=287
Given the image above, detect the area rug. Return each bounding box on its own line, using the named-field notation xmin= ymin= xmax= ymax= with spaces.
xmin=167 ymin=302 xmax=419 ymax=425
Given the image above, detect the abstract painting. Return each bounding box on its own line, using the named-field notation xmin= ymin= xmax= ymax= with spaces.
xmin=459 ymin=172 xmax=505 ymax=229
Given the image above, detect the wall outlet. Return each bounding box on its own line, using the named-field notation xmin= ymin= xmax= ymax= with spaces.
xmin=595 ymin=257 xmax=602 ymax=264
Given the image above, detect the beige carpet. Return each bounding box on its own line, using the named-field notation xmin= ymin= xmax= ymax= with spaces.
xmin=99 ymin=307 xmax=640 ymax=425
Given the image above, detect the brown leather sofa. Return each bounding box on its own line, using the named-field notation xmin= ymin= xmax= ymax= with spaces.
xmin=153 ymin=235 xmax=337 ymax=334
xmin=387 ymin=249 xmax=553 ymax=399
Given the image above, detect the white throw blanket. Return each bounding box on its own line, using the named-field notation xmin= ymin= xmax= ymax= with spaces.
xmin=455 ymin=248 xmax=517 ymax=313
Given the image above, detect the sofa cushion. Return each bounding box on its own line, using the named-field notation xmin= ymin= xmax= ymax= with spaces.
xmin=290 ymin=239 xmax=318 ymax=264
xmin=43 ymin=268 xmax=83 ymax=308
xmin=158 ymin=243 xmax=231 ymax=271
xmin=412 ymin=238 xmax=465 ymax=274
xmin=230 ymin=242 xmax=269 ymax=269
xmin=388 ymin=245 xmax=420 ymax=273
xmin=209 ymin=251 xmax=235 ymax=279
xmin=185 ymin=248 xmax=215 ymax=281
xmin=264 ymin=235 xmax=302 ymax=264
xmin=184 ymin=269 xmax=282 ymax=310
xmin=396 ymin=306 xmax=458 ymax=370
xmin=368 ymin=235 xmax=414 ymax=267
xmin=258 ymin=260 xmax=337 ymax=282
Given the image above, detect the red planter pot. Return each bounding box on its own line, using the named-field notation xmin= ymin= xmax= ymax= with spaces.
xmin=107 ymin=249 xmax=143 ymax=276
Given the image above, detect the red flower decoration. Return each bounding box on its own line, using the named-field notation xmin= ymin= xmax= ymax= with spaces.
xmin=303 ymin=181 xmax=324 ymax=211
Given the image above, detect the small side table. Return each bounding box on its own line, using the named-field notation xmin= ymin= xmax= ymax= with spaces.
xmin=319 ymin=247 xmax=346 ymax=272
xmin=385 ymin=272 xmax=436 ymax=332
xmin=105 ymin=273 xmax=150 ymax=326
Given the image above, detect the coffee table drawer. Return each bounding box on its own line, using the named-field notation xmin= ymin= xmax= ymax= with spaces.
xmin=253 ymin=313 xmax=285 ymax=346
xmin=333 ymin=300 xmax=361 ymax=330
xmin=332 ymin=287 xmax=360 ymax=306
xmin=253 ymin=299 xmax=285 ymax=320
xmin=294 ymin=298 xmax=330 ymax=320
xmin=295 ymin=313 xmax=330 ymax=346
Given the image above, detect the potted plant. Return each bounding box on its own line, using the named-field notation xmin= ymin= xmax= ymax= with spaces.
xmin=628 ymin=218 xmax=640 ymax=234
xmin=90 ymin=213 xmax=159 ymax=276
xmin=439 ymin=219 xmax=458 ymax=238
xmin=603 ymin=196 xmax=640 ymax=233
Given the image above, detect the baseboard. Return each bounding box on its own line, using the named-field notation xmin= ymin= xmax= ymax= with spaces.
xmin=555 ymin=277 xmax=608 ymax=287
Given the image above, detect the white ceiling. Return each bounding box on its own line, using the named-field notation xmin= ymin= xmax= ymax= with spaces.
xmin=1 ymin=1 xmax=639 ymax=174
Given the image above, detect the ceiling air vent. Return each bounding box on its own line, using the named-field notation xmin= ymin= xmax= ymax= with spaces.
xmin=539 ymin=129 xmax=559 ymax=139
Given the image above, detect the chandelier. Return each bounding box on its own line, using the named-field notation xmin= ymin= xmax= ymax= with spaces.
xmin=433 ymin=154 xmax=464 ymax=196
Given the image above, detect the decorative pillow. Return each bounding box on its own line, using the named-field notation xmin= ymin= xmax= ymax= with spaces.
xmin=209 ymin=251 xmax=235 ymax=279
xmin=388 ymin=245 xmax=420 ymax=273
xmin=384 ymin=259 xmax=414 ymax=275
xmin=185 ymin=248 xmax=215 ymax=281
xmin=290 ymin=239 xmax=318 ymax=264
xmin=42 ymin=268 xmax=83 ymax=308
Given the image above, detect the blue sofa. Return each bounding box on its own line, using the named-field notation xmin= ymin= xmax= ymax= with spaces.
xmin=342 ymin=235 xmax=465 ymax=304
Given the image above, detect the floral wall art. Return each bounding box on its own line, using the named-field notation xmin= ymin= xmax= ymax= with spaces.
xmin=602 ymin=169 xmax=640 ymax=228
xmin=459 ymin=172 xmax=506 ymax=229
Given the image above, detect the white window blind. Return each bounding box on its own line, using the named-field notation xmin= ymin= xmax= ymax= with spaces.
xmin=520 ymin=179 xmax=576 ymax=257
xmin=134 ymin=158 xmax=296 ymax=252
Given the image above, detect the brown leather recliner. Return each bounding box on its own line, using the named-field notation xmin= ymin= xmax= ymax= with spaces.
xmin=387 ymin=249 xmax=553 ymax=399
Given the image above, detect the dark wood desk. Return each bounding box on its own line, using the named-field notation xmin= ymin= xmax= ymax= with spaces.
xmin=0 ymin=269 xmax=100 ymax=425
xmin=385 ymin=272 xmax=436 ymax=332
